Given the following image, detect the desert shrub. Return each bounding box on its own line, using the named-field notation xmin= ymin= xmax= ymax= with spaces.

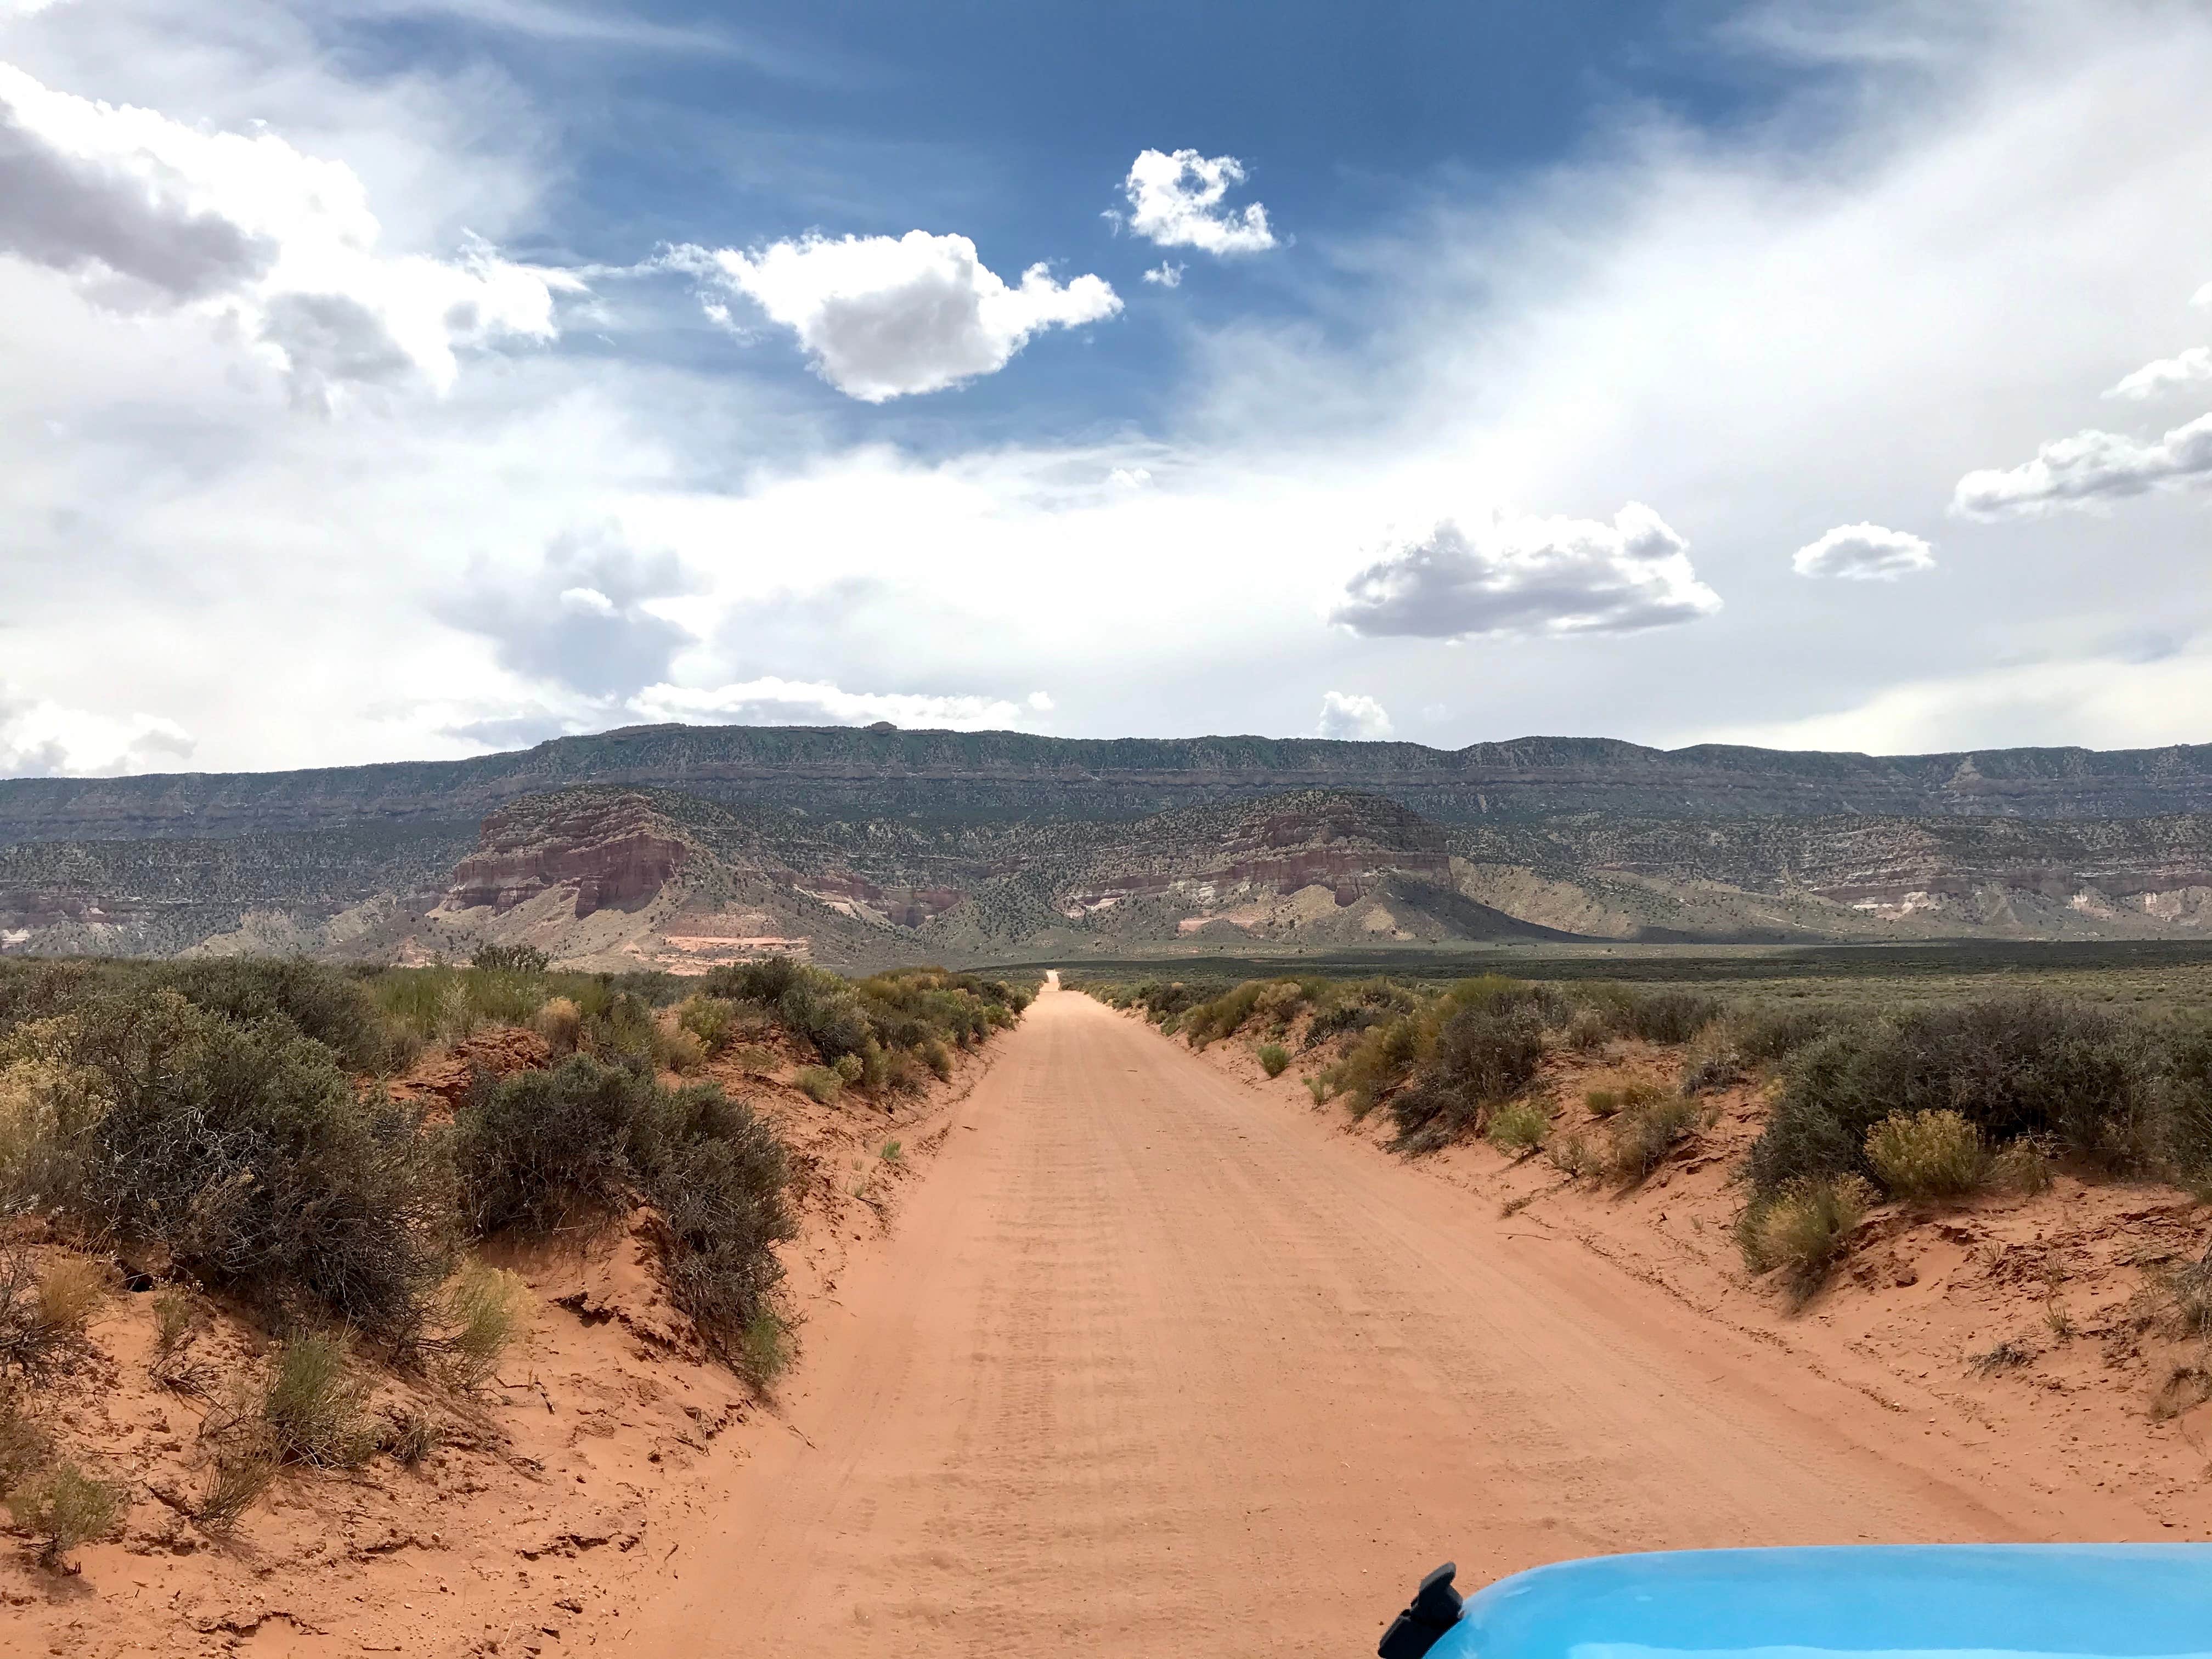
xmin=710 ymin=963 xmax=872 ymax=1064
xmin=630 ymin=1084 xmax=794 ymax=1362
xmin=580 ymin=991 xmax=663 ymax=1067
xmin=884 ymin=1051 xmax=931 ymax=1094
xmin=737 ymin=1307 xmax=795 ymax=1383
xmin=6 ymin=1458 xmax=125 ymax=1570
xmin=195 ymin=1445 xmax=275 ymax=1534
xmin=0 ymin=1250 xmax=104 ymax=1384
xmin=921 ymin=1037 xmax=953 ymax=1080
xmin=1680 ymin=1048 xmax=1745 ymax=1097
xmin=1562 ymin=1007 xmax=1612 ymax=1053
xmin=150 ymin=1289 xmax=196 ymax=1363
xmin=1487 ymin=1100 xmax=1551 ymax=1154
xmin=726 ymin=1042 xmax=780 ymax=1077
xmin=1864 ymin=1109 xmax=1987 ymax=1200
xmin=431 ymin=1261 xmax=531 ymax=1390
xmin=454 ymin=1056 xmax=645 ymax=1235
xmin=383 ymin=1410 xmax=445 ymax=1470
xmin=793 ymin=1065 xmax=842 ymax=1104
xmin=158 ymin=958 xmax=400 ymax=1075
xmin=1991 ymin=1137 xmax=2055 ymax=1194
xmin=833 ymin=1053 xmax=865 ymax=1086
xmin=1389 ymin=1001 xmax=1549 ymax=1143
xmin=1737 ymin=1174 xmax=1876 ymax=1297
xmin=1304 ymin=1075 xmax=1331 ymax=1107
xmin=1729 ymin=1004 xmax=1846 ymax=1065
xmin=1548 ymin=1131 xmax=1598 ymax=1179
xmin=261 ymin=1331 xmax=375 ymax=1468
xmin=0 ymin=1391 xmax=49 ymax=1490
xmin=676 ymin=996 xmax=736 ymax=1057
xmin=35 ymin=992 xmax=452 ymax=1339
xmin=659 ymin=1025 xmax=708 ymax=1076
xmin=1748 ymin=996 xmax=2159 ymax=1196
xmin=471 ymin=944 xmax=549 ymax=975
xmin=1577 ymin=985 xmax=1720 ymax=1045
xmin=1584 ymin=1079 xmax=1661 ymax=1120
xmin=0 ymin=1050 xmax=104 ymax=1213
xmin=1606 ymin=1093 xmax=1699 ymax=1185
xmin=1256 ymin=1042 xmax=1290 ymax=1079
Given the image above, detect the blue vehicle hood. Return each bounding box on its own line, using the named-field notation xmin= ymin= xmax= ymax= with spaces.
xmin=1427 ymin=1545 xmax=2212 ymax=1659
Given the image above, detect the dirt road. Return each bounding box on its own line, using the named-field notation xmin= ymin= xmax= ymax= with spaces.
xmin=623 ymin=983 xmax=2145 ymax=1658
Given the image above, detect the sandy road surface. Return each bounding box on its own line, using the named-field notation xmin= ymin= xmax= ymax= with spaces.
xmin=623 ymin=983 xmax=2145 ymax=1658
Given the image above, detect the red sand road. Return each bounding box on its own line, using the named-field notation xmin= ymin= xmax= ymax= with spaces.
xmin=622 ymin=982 xmax=2147 ymax=1657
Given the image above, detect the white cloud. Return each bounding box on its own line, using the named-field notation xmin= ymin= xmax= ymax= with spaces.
xmin=1953 ymin=411 xmax=2212 ymax=518
xmin=1143 ymin=261 xmax=1184 ymax=287
xmin=1114 ymin=149 xmax=1276 ymax=255
xmin=0 ymin=60 xmax=574 ymax=405
xmin=2106 ymin=346 xmax=2212 ymax=400
xmin=2195 ymin=280 xmax=2212 ymax=309
xmin=628 ymin=677 xmax=1051 ymax=732
xmin=1315 ymin=691 xmax=1392 ymax=741
xmin=684 ymin=231 xmax=1120 ymax=401
xmin=1791 ymin=522 xmax=1935 ymax=580
xmin=1329 ymin=505 xmax=1720 ymax=640
xmin=1 ymin=682 xmax=194 ymax=777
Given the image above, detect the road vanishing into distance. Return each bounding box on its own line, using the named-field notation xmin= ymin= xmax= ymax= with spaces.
xmin=622 ymin=983 xmax=2119 ymax=1658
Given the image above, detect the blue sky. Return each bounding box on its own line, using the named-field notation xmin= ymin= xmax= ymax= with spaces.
xmin=2 ymin=0 xmax=2211 ymax=775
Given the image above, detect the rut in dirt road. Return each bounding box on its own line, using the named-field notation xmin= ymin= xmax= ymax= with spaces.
xmin=623 ymin=983 xmax=2118 ymax=1658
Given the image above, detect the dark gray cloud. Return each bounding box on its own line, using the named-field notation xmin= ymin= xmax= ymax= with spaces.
xmin=439 ymin=527 xmax=699 ymax=698
xmin=1330 ymin=504 xmax=1721 ymax=640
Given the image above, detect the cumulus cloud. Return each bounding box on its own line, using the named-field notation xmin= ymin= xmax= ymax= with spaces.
xmin=629 ymin=677 xmax=1052 ymax=732
xmin=0 ymin=682 xmax=193 ymax=777
xmin=1142 ymin=261 xmax=1184 ymax=287
xmin=681 ymin=231 xmax=1119 ymax=401
xmin=1315 ymin=691 xmax=1392 ymax=741
xmin=1791 ymin=522 xmax=1935 ymax=580
xmin=2106 ymin=346 xmax=2212 ymax=400
xmin=1329 ymin=504 xmax=1720 ymax=640
xmin=1952 ymin=411 xmax=2212 ymax=518
xmin=438 ymin=527 xmax=698 ymax=700
xmin=1113 ymin=149 xmax=1276 ymax=255
xmin=0 ymin=61 xmax=574 ymax=405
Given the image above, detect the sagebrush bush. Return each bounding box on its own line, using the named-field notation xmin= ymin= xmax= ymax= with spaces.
xmin=1256 ymin=1042 xmax=1290 ymax=1079
xmin=676 ymin=995 xmax=736 ymax=1057
xmin=1387 ymin=1002 xmax=1547 ymax=1143
xmin=20 ymin=992 xmax=452 ymax=1339
xmin=453 ymin=1056 xmax=646 ymax=1235
xmin=433 ymin=1260 xmax=531 ymax=1390
xmin=6 ymin=1458 xmax=126 ymax=1570
xmin=1738 ymin=1174 xmax=1876 ymax=1298
xmin=1864 ymin=1109 xmax=1987 ymax=1200
xmin=532 ymin=997 xmax=583 ymax=1057
xmin=1748 ymin=996 xmax=2160 ymax=1196
xmin=0 ymin=1250 xmax=102 ymax=1384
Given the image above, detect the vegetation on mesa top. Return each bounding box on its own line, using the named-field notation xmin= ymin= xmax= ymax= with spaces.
xmin=0 ymin=947 xmax=1029 ymax=1565
xmin=1071 ymin=968 xmax=2212 ymax=1303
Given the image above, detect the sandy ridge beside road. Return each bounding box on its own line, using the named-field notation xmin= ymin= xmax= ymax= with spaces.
xmin=617 ymin=981 xmax=2175 ymax=1659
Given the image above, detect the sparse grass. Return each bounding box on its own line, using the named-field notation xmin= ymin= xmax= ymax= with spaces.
xmin=726 ymin=1042 xmax=780 ymax=1076
xmin=1486 ymin=1100 xmax=1551 ymax=1154
xmin=1971 ymin=1338 xmax=2035 ymax=1375
xmin=1255 ymin=1042 xmax=1290 ymax=1079
xmin=0 ymin=1391 xmax=50 ymax=1490
xmin=2044 ymin=1301 xmax=2076 ymax=1340
xmin=1304 ymin=1074 xmax=1331 ymax=1106
xmin=533 ymin=996 xmax=583 ymax=1057
xmin=432 ymin=1261 xmax=532 ymax=1390
xmin=382 ymin=1410 xmax=444 ymax=1470
xmin=880 ymin=1139 xmax=903 ymax=1166
xmin=1737 ymin=1173 xmax=1876 ymax=1299
xmin=736 ymin=1307 xmax=795 ymax=1387
xmin=793 ymin=1065 xmax=842 ymax=1104
xmin=5 ymin=1459 xmax=126 ymax=1570
xmin=261 ymin=1332 xmax=376 ymax=1469
xmin=1583 ymin=1080 xmax=1663 ymax=1120
xmin=1992 ymin=1138 xmax=2056 ymax=1194
xmin=150 ymin=1289 xmax=196 ymax=1362
xmin=1864 ymin=1109 xmax=1989 ymax=1201
xmin=0 ymin=1249 xmax=104 ymax=1384
xmin=195 ymin=1444 xmax=276 ymax=1535
xmin=1548 ymin=1130 xmax=1598 ymax=1180
xmin=1605 ymin=1093 xmax=1699 ymax=1186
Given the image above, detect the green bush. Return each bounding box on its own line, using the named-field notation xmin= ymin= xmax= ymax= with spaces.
xmin=454 ymin=1056 xmax=648 ymax=1235
xmin=1487 ymin=1100 xmax=1551 ymax=1153
xmin=158 ymin=958 xmax=402 ymax=1075
xmin=1748 ymin=996 xmax=2159 ymax=1196
xmin=261 ymin=1330 xmax=376 ymax=1468
xmin=1389 ymin=1002 xmax=1547 ymax=1143
xmin=1255 ymin=1042 xmax=1291 ymax=1079
xmin=6 ymin=1458 xmax=126 ymax=1570
xmin=1737 ymin=1173 xmax=1876 ymax=1298
xmin=1864 ymin=1109 xmax=1987 ymax=1200
xmin=793 ymin=1065 xmax=843 ymax=1104
xmin=20 ymin=992 xmax=451 ymax=1339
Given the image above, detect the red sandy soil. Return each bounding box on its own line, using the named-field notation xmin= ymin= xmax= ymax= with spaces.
xmin=0 ymin=1031 xmax=1005 ymax=1658
xmin=610 ymin=981 xmax=2209 ymax=1659
xmin=17 ymin=983 xmax=2209 ymax=1658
